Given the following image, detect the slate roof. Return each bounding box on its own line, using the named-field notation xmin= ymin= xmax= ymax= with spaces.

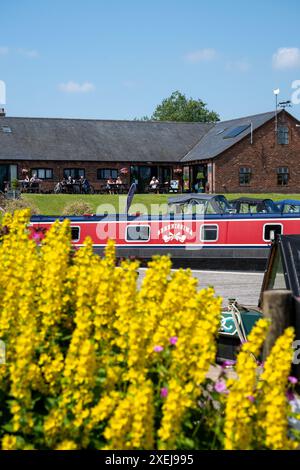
xmin=0 ymin=110 xmax=295 ymax=164
xmin=0 ymin=117 xmax=213 ymax=163
xmin=181 ymin=111 xmax=280 ymax=162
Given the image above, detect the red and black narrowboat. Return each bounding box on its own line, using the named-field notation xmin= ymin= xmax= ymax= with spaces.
xmin=29 ymin=194 xmax=300 ymax=269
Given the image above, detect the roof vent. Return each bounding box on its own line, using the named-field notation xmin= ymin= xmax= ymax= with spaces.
xmin=1 ymin=125 xmax=11 ymax=133
xmin=0 ymin=108 xmax=6 ymax=117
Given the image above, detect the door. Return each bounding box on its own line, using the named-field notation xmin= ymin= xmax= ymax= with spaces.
xmin=159 ymin=167 xmax=171 ymax=185
xmin=138 ymin=166 xmax=152 ymax=192
xmin=130 ymin=166 xmax=154 ymax=192
xmin=0 ymin=165 xmax=9 ymax=191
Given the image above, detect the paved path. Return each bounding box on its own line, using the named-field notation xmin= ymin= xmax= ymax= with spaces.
xmin=138 ymin=269 xmax=264 ymax=307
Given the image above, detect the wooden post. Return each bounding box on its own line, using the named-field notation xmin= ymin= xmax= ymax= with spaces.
xmin=262 ymin=289 xmax=293 ymax=360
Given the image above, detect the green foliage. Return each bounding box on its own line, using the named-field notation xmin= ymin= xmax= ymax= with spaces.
xmin=62 ymin=201 xmax=94 ymax=216
xmin=11 ymin=179 xmax=19 ymax=190
xmin=151 ymin=91 xmax=220 ymax=123
xmin=4 ymin=197 xmax=39 ymax=215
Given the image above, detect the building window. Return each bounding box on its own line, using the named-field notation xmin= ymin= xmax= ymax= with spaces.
xmin=97 ymin=168 xmax=118 ymax=180
xmin=32 ymin=168 xmax=53 ymax=179
xmin=64 ymin=168 xmax=85 ymax=179
xmin=277 ymin=167 xmax=289 ymax=186
xmin=277 ymin=126 xmax=289 ymax=145
xmin=239 ymin=167 xmax=251 ymax=185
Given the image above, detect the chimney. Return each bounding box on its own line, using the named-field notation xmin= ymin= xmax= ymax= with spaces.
xmin=0 ymin=108 xmax=5 ymax=117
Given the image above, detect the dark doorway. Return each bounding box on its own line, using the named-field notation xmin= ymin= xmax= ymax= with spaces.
xmin=130 ymin=166 xmax=159 ymax=192
xmin=0 ymin=165 xmax=9 ymax=191
xmin=159 ymin=167 xmax=171 ymax=185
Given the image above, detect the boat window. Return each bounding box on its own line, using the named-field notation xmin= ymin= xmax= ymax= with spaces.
xmin=126 ymin=225 xmax=150 ymax=242
xmin=218 ymin=196 xmax=232 ymax=213
xmin=200 ymin=225 xmax=218 ymax=242
xmin=265 ymin=200 xmax=281 ymax=213
xmin=282 ymin=204 xmax=300 ymax=214
xmin=71 ymin=226 xmax=80 ymax=242
xmin=206 ymin=202 xmax=219 ymax=214
xmin=263 ymin=224 xmax=282 ymax=242
xmin=182 ymin=202 xmax=205 ymax=215
xmin=240 ymin=203 xmax=253 ymax=213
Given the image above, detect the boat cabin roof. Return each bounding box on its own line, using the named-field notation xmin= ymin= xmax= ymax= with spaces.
xmin=230 ymin=197 xmax=280 ymax=214
xmin=168 ymin=193 xmax=217 ymax=204
xmin=167 ymin=194 xmax=232 ymax=215
xmin=230 ymin=197 xmax=273 ymax=204
xmin=277 ymin=199 xmax=300 ymax=205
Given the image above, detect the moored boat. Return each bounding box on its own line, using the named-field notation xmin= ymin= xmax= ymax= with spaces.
xmin=30 ymin=194 xmax=300 ymax=268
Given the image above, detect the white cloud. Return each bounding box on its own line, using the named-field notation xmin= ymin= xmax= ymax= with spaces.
xmin=0 ymin=47 xmax=9 ymax=56
xmin=273 ymin=47 xmax=300 ymax=69
xmin=18 ymin=48 xmax=39 ymax=58
xmin=226 ymin=59 xmax=251 ymax=72
xmin=58 ymin=81 xmax=95 ymax=93
xmin=185 ymin=48 xmax=217 ymax=63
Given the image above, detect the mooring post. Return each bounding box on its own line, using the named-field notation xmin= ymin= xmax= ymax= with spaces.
xmin=262 ymin=289 xmax=293 ymax=360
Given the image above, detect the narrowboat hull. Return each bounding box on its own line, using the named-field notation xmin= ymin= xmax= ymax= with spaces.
xmin=30 ymin=213 xmax=300 ymax=269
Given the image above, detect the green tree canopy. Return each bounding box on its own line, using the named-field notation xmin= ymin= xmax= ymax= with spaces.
xmin=150 ymin=91 xmax=220 ymax=122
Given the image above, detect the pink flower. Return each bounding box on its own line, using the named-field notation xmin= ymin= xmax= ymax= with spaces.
xmin=288 ymin=376 xmax=298 ymax=384
xmin=32 ymin=232 xmax=42 ymax=243
xmin=247 ymin=395 xmax=255 ymax=403
xmin=153 ymin=345 xmax=164 ymax=353
xmin=221 ymin=360 xmax=236 ymax=368
xmin=169 ymin=336 xmax=178 ymax=345
xmin=160 ymin=387 xmax=168 ymax=398
xmin=214 ymin=380 xmax=227 ymax=393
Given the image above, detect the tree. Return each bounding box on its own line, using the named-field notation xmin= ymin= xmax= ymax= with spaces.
xmin=150 ymin=91 xmax=220 ymax=122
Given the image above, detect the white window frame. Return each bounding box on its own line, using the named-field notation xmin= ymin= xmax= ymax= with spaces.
xmin=263 ymin=223 xmax=283 ymax=242
xmin=125 ymin=224 xmax=151 ymax=243
xmin=200 ymin=224 xmax=219 ymax=242
xmin=71 ymin=226 xmax=81 ymax=242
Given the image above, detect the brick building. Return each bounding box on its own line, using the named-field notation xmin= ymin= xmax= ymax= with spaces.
xmin=0 ymin=109 xmax=300 ymax=193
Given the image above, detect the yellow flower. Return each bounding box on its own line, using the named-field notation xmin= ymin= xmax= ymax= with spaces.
xmin=224 ymin=319 xmax=269 ymax=450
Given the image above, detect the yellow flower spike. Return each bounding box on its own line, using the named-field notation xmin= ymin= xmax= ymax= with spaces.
xmin=224 ymin=318 xmax=269 ymax=450
xmin=0 ymin=211 xmax=224 ymax=450
xmin=257 ymin=327 xmax=297 ymax=450
xmin=103 ymin=239 xmax=116 ymax=267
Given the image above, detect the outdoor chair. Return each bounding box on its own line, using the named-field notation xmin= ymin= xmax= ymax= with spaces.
xmin=28 ymin=182 xmax=40 ymax=193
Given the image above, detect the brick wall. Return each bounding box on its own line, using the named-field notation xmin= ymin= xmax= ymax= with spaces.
xmin=5 ymin=161 xmax=130 ymax=192
xmin=0 ymin=161 xmax=178 ymax=192
xmin=214 ymin=111 xmax=300 ymax=193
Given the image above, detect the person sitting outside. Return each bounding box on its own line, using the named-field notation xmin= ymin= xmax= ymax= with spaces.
xmin=149 ymin=176 xmax=159 ymax=193
xmin=22 ymin=175 xmax=30 ymax=191
xmin=81 ymin=176 xmax=91 ymax=194
xmin=115 ymin=176 xmax=123 ymax=193
xmin=106 ymin=178 xmax=115 ymax=194
xmin=29 ymin=173 xmax=40 ymax=192
xmin=30 ymin=173 xmax=37 ymax=184
xmin=65 ymin=175 xmax=75 ymax=193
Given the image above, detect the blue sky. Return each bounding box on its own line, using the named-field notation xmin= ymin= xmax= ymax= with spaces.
xmin=1 ymin=0 xmax=300 ymax=121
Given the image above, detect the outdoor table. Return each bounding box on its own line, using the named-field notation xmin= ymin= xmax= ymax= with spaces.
xmin=72 ymin=183 xmax=81 ymax=194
